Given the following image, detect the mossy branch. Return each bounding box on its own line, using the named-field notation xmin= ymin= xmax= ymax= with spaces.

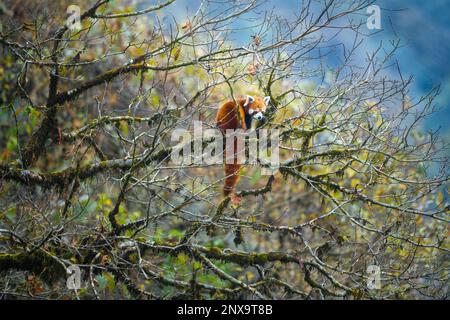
xmin=0 ymin=250 xmax=66 ymax=284
xmin=0 ymin=147 xmax=171 ymax=187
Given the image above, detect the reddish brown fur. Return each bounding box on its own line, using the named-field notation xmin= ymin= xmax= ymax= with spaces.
xmin=216 ymin=99 xmax=248 ymax=132
xmin=216 ymin=97 xmax=267 ymax=197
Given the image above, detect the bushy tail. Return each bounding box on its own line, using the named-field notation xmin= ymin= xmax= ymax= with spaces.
xmin=223 ymin=137 xmax=241 ymax=196
xmin=223 ymin=162 xmax=241 ymax=196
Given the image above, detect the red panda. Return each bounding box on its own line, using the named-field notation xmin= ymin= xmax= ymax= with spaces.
xmin=216 ymin=95 xmax=270 ymax=203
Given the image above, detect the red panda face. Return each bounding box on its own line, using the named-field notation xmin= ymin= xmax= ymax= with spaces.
xmin=243 ymin=95 xmax=270 ymax=121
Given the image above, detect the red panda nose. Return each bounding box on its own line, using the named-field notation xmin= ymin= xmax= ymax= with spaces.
xmin=254 ymin=112 xmax=265 ymax=121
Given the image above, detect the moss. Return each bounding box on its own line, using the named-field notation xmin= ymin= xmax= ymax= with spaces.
xmin=252 ymin=253 xmax=269 ymax=264
xmin=198 ymin=247 xmax=297 ymax=266
xmin=0 ymin=250 xmax=66 ymax=284
xmin=324 ymin=149 xmax=349 ymax=159
xmin=318 ymin=113 xmax=326 ymax=126
xmin=1 ymin=145 xmax=174 ymax=188
xmin=207 ymin=247 xmax=223 ymax=256
xmin=281 ymin=126 xmax=326 ymax=140
xmin=233 ymin=227 xmax=243 ymax=246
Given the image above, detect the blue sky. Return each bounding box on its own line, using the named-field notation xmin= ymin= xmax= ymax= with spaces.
xmin=374 ymin=0 xmax=450 ymax=137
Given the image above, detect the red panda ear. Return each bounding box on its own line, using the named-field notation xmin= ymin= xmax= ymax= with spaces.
xmin=244 ymin=95 xmax=255 ymax=106
xmin=264 ymin=96 xmax=270 ymax=105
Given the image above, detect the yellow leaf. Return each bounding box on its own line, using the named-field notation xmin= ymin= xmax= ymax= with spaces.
xmin=119 ymin=121 xmax=129 ymax=135
xmin=173 ymin=47 xmax=181 ymax=61
xmin=350 ymin=179 xmax=360 ymax=188
xmin=436 ymin=191 xmax=444 ymax=205
xmin=152 ymin=95 xmax=159 ymax=106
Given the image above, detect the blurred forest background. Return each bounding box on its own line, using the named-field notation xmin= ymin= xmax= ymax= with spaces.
xmin=0 ymin=0 xmax=448 ymax=299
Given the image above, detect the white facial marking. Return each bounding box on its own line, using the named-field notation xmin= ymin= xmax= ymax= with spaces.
xmin=248 ymin=108 xmax=254 ymax=114
xmin=253 ymin=111 xmax=264 ymax=120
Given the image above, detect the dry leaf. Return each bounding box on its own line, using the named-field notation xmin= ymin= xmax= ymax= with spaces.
xmin=181 ymin=21 xmax=192 ymax=30
xmin=173 ymin=47 xmax=181 ymax=61
xmin=247 ymin=64 xmax=258 ymax=75
xmin=253 ymin=35 xmax=261 ymax=46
